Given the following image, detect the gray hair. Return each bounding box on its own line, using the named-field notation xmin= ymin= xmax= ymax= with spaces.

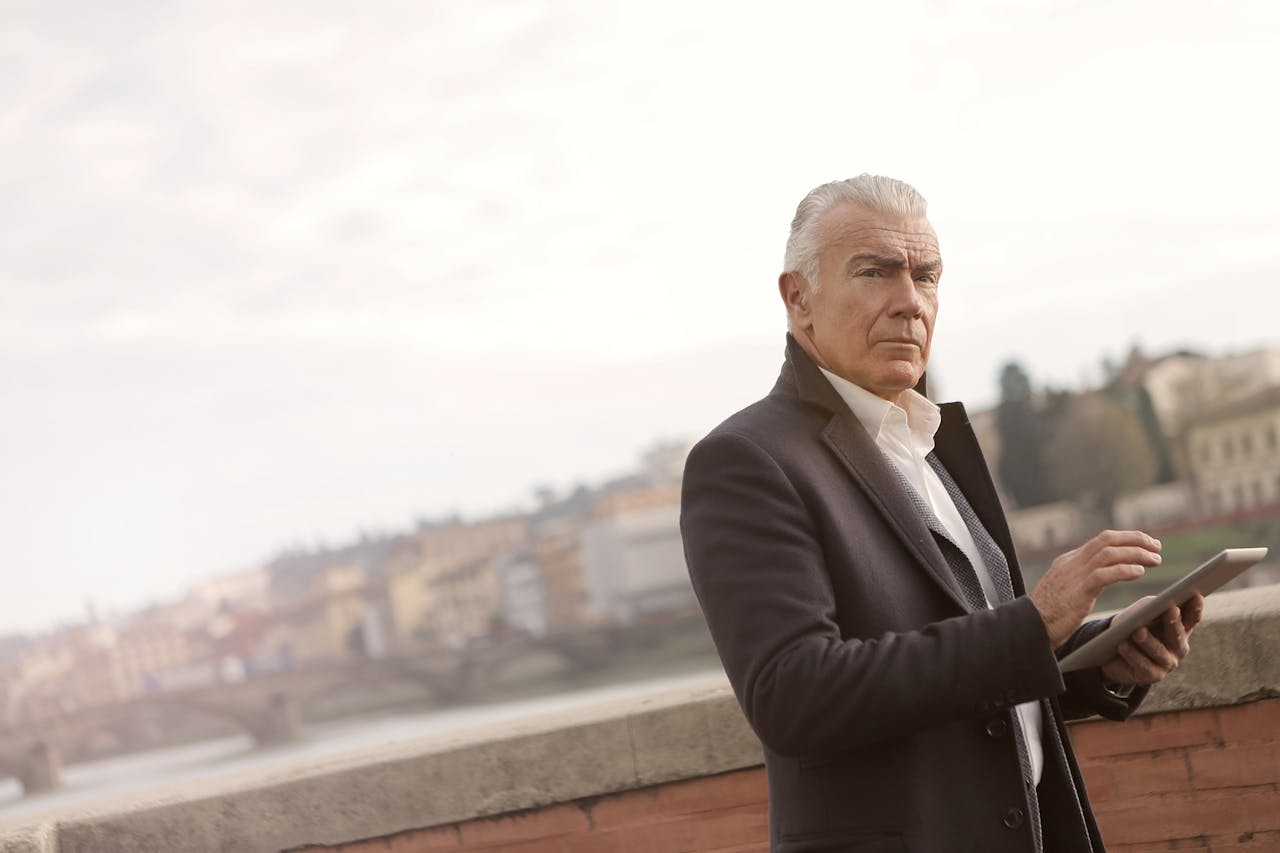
xmin=783 ymin=174 xmax=929 ymax=290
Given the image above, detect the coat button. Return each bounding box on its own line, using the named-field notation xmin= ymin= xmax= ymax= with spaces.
xmin=985 ymin=717 xmax=1008 ymax=738
xmin=1002 ymin=807 xmax=1025 ymax=829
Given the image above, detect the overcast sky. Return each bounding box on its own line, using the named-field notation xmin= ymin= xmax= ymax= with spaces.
xmin=4 ymin=0 xmax=1280 ymax=634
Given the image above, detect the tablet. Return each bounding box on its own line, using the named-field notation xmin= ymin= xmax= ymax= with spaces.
xmin=1058 ymin=547 xmax=1269 ymax=673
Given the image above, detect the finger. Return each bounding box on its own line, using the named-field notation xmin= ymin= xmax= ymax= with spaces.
xmin=1101 ymin=654 xmax=1139 ymax=686
xmin=1116 ymin=640 xmax=1164 ymax=684
xmin=1094 ymin=545 xmax=1163 ymax=569
xmin=1131 ymin=625 xmax=1180 ymax=671
xmin=1088 ymin=529 xmax=1162 ymax=555
xmin=1181 ymin=593 xmax=1206 ymax=632
xmin=1115 ymin=641 xmax=1156 ymax=684
xmin=1089 ymin=563 xmax=1148 ymax=591
xmin=1161 ymin=606 xmax=1191 ymax=658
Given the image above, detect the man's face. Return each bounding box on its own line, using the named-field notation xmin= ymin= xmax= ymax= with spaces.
xmin=782 ymin=203 xmax=942 ymax=403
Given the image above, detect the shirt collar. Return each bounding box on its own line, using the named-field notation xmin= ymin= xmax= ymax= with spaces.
xmin=817 ymin=366 xmax=942 ymax=453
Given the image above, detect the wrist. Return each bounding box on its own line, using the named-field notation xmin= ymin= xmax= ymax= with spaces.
xmin=1103 ymin=681 xmax=1135 ymax=699
xmin=1031 ymin=600 xmax=1071 ymax=650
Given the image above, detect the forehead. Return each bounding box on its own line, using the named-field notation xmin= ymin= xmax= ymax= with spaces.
xmin=817 ymin=203 xmax=941 ymax=262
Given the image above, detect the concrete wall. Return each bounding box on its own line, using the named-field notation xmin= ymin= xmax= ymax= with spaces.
xmin=2 ymin=585 xmax=1277 ymax=853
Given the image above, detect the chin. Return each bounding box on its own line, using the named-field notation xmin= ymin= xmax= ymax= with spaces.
xmin=877 ymin=367 xmax=923 ymax=393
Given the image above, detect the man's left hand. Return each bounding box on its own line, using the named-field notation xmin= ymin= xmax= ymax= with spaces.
xmin=1100 ymin=592 xmax=1205 ymax=686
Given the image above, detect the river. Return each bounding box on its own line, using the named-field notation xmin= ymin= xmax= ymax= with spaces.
xmin=1 ymin=665 xmax=728 ymax=824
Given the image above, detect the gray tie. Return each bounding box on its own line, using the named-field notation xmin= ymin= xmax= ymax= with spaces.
xmin=889 ymin=453 xmax=1044 ymax=853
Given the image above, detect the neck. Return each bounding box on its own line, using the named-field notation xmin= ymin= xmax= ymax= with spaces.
xmin=790 ymin=327 xmax=905 ymax=405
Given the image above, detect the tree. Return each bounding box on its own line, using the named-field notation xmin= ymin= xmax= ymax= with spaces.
xmin=1131 ymin=383 xmax=1176 ymax=483
xmin=996 ymin=362 xmax=1050 ymax=507
xmin=1044 ymin=393 xmax=1159 ymax=524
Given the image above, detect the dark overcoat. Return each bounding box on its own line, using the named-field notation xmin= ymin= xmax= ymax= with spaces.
xmin=680 ymin=335 xmax=1142 ymax=853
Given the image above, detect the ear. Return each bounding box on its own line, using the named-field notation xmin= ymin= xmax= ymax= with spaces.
xmin=779 ymin=272 xmax=813 ymax=330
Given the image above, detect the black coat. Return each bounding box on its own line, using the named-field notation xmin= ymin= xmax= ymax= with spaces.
xmin=680 ymin=335 xmax=1141 ymax=853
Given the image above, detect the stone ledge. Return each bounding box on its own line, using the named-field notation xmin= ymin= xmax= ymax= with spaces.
xmin=0 ymin=824 xmax=53 ymax=853
xmin=1 ymin=584 xmax=1275 ymax=853
xmin=1120 ymin=583 xmax=1280 ymax=714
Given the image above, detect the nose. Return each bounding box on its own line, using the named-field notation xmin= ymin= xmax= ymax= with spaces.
xmin=889 ymin=273 xmax=925 ymax=318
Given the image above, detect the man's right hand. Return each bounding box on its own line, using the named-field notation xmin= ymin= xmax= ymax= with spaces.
xmin=1029 ymin=529 xmax=1162 ymax=649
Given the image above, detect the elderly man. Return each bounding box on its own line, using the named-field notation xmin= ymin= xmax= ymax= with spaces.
xmin=680 ymin=175 xmax=1201 ymax=853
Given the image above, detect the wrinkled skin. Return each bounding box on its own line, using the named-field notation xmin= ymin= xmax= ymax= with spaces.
xmin=1027 ymin=528 xmax=1202 ymax=685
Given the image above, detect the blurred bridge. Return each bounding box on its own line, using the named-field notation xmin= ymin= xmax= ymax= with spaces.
xmin=0 ymin=623 xmax=647 ymax=796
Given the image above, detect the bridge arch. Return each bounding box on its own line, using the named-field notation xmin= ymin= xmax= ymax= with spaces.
xmin=0 ymin=740 xmax=61 ymax=795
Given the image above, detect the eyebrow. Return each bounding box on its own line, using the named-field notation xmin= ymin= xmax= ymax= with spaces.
xmin=845 ymin=253 xmax=943 ymax=274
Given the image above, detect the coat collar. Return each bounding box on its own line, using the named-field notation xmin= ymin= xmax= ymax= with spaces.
xmin=772 ymin=334 xmax=972 ymax=612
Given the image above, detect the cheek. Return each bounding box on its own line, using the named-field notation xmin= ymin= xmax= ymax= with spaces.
xmin=921 ymin=304 xmax=938 ymax=336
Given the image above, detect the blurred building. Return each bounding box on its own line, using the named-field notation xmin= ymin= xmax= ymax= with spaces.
xmin=532 ymin=515 xmax=597 ymax=632
xmin=1006 ymin=500 xmax=1090 ymax=554
xmin=112 ymin=611 xmax=207 ymax=696
xmin=256 ymin=563 xmax=380 ymax=667
xmin=1186 ymin=386 xmax=1280 ymax=515
xmin=1112 ymin=482 xmax=1195 ymax=530
xmin=495 ymin=547 xmax=549 ymax=637
xmin=1140 ymin=348 xmax=1280 ymax=439
xmin=1 ymin=639 xmax=77 ymax=723
xmin=192 ymin=567 xmax=270 ymax=615
xmin=967 ymin=407 xmax=1001 ymax=468
xmin=0 ymin=606 xmax=213 ymax=723
xmin=637 ymin=440 xmax=692 ymax=485
xmin=580 ymin=484 xmax=694 ymax=624
xmin=431 ymin=553 xmax=506 ymax=647
xmin=383 ymin=516 xmax=529 ymax=649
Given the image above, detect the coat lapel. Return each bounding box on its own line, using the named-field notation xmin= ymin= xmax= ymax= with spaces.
xmin=933 ymin=401 xmax=1026 ymax=594
xmin=776 ymin=335 xmax=971 ymax=613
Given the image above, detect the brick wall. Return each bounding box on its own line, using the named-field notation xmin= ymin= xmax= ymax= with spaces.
xmin=296 ymin=699 xmax=1279 ymax=853
xmin=292 ymin=769 xmax=770 ymax=853
xmin=1071 ymin=698 xmax=1280 ymax=852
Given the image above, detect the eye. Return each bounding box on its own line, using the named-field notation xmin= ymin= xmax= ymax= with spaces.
xmin=914 ymin=273 xmax=938 ymax=286
xmin=856 ymin=268 xmax=883 ymax=278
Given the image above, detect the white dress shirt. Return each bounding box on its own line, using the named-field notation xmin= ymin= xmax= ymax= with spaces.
xmin=818 ymin=367 xmax=1045 ymax=785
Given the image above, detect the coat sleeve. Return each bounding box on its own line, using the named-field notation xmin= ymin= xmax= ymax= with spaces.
xmin=1056 ymin=617 xmax=1149 ymax=721
xmin=681 ymin=429 xmax=1068 ymax=758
